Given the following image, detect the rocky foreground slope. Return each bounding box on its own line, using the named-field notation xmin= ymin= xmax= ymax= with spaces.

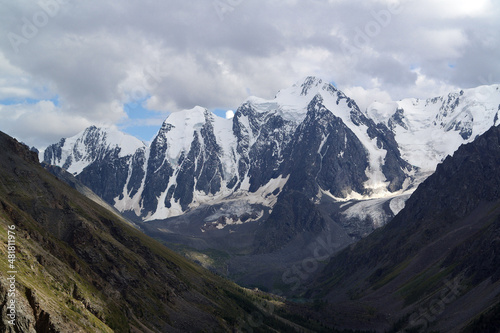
xmin=0 ymin=131 xmax=315 ymax=332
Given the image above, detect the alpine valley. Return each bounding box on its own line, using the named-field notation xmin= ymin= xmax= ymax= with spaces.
xmin=0 ymin=131 xmax=318 ymax=332
xmin=42 ymin=77 xmax=500 ymax=293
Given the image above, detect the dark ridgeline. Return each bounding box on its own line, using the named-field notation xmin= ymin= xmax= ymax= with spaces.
xmin=0 ymin=131 xmax=308 ymax=332
xmin=305 ymin=124 xmax=500 ymax=332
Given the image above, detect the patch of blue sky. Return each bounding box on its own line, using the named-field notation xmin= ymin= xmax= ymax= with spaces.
xmin=123 ymin=98 xmax=158 ymax=120
xmin=211 ymin=108 xmax=229 ymax=118
xmin=121 ymin=100 xmax=165 ymax=142
xmin=121 ymin=125 xmax=160 ymax=143
xmin=50 ymin=96 xmax=60 ymax=106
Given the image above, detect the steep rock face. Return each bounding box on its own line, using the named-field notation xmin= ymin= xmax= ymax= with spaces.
xmin=232 ymin=102 xmax=260 ymax=188
xmin=140 ymin=108 xmax=234 ymax=218
xmin=0 ymin=130 xmax=305 ymax=333
xmin=43 ymin=138 xmax=65 ymax=166
xmin=43 ymin=126 xmax=146 ymax=211
xmin=76 ymin=149 xmax=132 ymax=205
xmin=171 ymin=132 xmax=200 ymax=210
xmin=230 ymin=100 xmax=295 ymax=195
xmin=236 ymin=103 xmax=294 ymax=193
xmin=253 ymin=89 xmax=413 ymax=251
xmin=168 ymin=112 xmax=226 ymax=211
xmin=284 ymin=94 xmax=369 ymax=199
xmin=306 ymin=125 xmax=500 ymax=332
xmin=274 ymin=78 xmax=414 ymax=200
xmin=193 ymin=111 xmax=225 ymax=195
xmin=372 ymin=122 xmax=411 ymax=191
xmin=140 ymin=121 xmax=175 ymax=216
xmin=125 ymin=147 xmax=146 ymax=200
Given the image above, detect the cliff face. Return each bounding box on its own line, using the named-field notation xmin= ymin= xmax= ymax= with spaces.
xmin=0 ymin=131 xmax=301 ymax=332
xmin=305 ymin=125 xmax=500 ymax=332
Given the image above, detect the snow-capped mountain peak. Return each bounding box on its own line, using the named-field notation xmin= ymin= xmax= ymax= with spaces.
xmin=42 ymin=78 xmax=500 ymax=230
xmin=43 ymin=125 xmax=145 ymax=175
xmin=158 ymin=106 xmax=213 ymax=163
xmin=247 ymin=76 xmax=345 ymax=124
xmin=162 ymin=106 xmax=208 ymax=128
xmin=366 ymin=84 xmax=500 ymax=172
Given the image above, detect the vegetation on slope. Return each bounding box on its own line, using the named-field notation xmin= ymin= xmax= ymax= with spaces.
xmin=0 ymin=131 xmax=307 ymax=332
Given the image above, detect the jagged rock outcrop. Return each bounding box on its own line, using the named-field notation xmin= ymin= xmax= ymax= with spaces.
xmin=306 ymin=125 xmax=500 ymax=332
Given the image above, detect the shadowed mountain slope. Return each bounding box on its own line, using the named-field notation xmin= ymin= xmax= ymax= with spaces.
xmin=0 ymin=131 xmax=310 ymax=332
xmin=306 ymin=125 xmax=500 ymax=332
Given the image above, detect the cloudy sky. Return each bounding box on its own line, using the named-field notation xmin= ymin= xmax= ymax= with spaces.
xmin=1 ymin=0 xmax=499 ymax=148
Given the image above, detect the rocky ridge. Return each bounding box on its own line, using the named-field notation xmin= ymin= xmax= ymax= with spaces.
xmin=305 ymin=124 xmax=500 ymax=332
xmin=0 ymin=131 xmax=311 ymax=332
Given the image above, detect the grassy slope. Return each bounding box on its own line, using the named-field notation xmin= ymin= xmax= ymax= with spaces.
xmin=0 ymin=131 xmax=310 ymax=332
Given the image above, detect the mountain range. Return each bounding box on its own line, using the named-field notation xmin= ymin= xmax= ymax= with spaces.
xmin=305 ymin=123 xmax=500 ymax=332
xmin=3 ymin=75 xmax=500 ymax=332
xmin=39 ymin=77 xmax=500 ymax=294
xmin=0 ymin=130 xmax=321 ymax=332
xmin=41 ymin=77 xmax=500 ymax=240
